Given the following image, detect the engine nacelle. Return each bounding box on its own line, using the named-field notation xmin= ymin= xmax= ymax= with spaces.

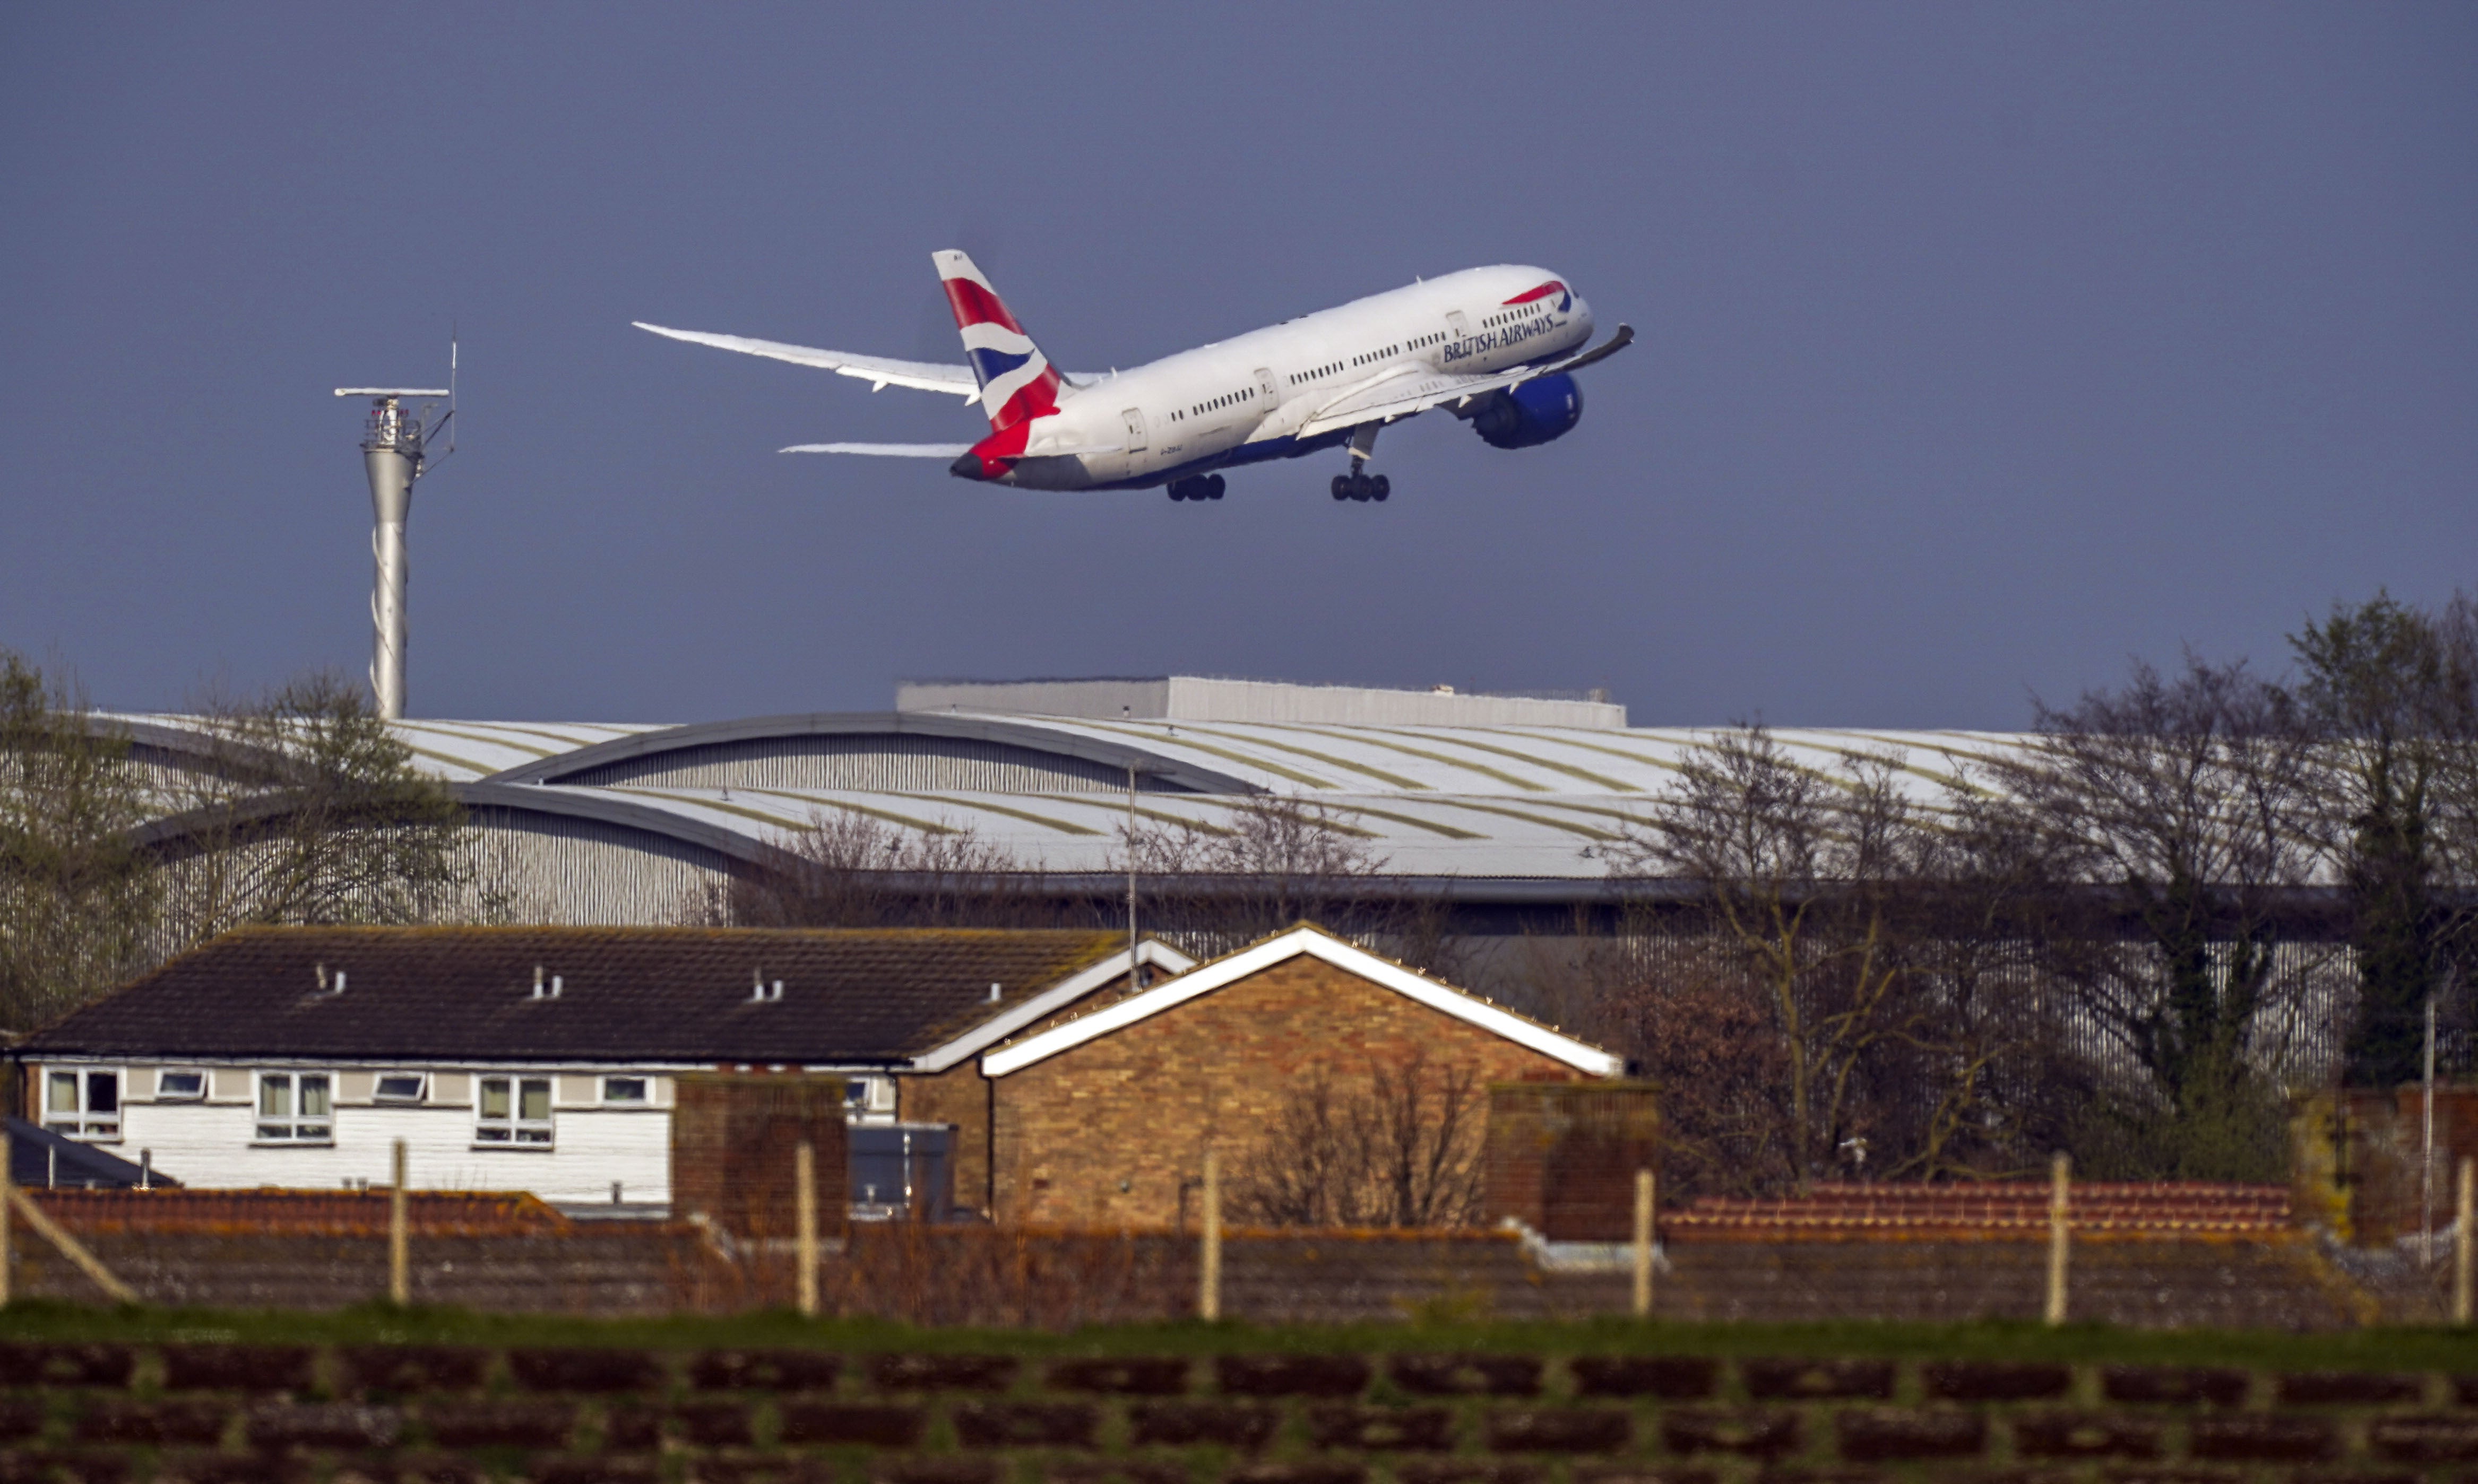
xmin=1469 ymin=373 xmax=1583 ymax=449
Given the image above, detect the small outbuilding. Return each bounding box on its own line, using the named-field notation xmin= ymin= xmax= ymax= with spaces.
xmin=969 ymin=924 xmax=1624 ymax=1226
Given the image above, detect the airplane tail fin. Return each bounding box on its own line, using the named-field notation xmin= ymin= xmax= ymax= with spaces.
xmin=935 ymin=249 xmax=1066 ymax=431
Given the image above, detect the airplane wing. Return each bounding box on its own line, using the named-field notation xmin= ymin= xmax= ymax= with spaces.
xmin=781 ymin=442 xmax=974 ymax=456
xmin=1294 ymin=324 xmax=1635 ymax=439
xmin=634 ymin=322 xmax=981 ymax=398
xmin=635 ymin=322 xmax=1106 ymax=399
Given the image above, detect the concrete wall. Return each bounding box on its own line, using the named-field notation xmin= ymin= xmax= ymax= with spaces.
xmin=898 ymin=676 xmax=1626 ymax=728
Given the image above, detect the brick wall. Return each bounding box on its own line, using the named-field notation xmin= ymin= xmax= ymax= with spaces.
xmin=900 ymin=1063 xmax=995 ymax=1219
xmin=993 ymin=956 xmax=1584 ymax=1228
xmin=671 ymin=1075 xmax=849 ymax=1240
xmin=4 ymin=1338 xmax=2475 ymax=1481
xmin=1483 ymin=1082 xmax=1660 ymax=1240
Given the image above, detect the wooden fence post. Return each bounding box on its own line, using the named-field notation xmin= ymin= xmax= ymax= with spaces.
xmin=2455 ymin=1156 xmax=2474 ymax=1326
xmin=796 ymin=1139 xmax=819 ymax=1318
xmin=1631 ymin=1168 xmax=1655 ymax=1319
xmin=1199 ymin=1149 xmax=1222 ymax=1322
xmin=2044 ymin=1151 xmax=2070 ymax=1326
xmin=388 ymin=1139 xmax=409 ymax=1307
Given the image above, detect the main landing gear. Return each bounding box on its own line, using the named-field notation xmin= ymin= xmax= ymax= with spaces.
xmin=1332 ymin=422 xmax=1388 ymax=502
xmin=1168 ymin=474 xmax=1225 ymax=502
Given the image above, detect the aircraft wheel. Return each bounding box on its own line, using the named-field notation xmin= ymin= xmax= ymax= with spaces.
xmin=1208 ymin=475 xmax=1226 ymax=500
xmin=1168 ymin=485 xmax=1186 ymax=501
xmin=1350 ymin=476 xmax=1372 ymax=502
xmin=1331 ymin=475 xmax=1350 ymax=501
xmin=1372 ymin=475 xmax=1390 ymax=502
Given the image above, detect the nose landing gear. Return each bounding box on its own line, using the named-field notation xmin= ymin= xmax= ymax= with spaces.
xmin=1168 ymin=474 xmax=1225 ymax=502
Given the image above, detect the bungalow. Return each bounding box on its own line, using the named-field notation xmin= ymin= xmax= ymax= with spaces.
xmin=11 ymin=925 xmax=1191 ymax=1212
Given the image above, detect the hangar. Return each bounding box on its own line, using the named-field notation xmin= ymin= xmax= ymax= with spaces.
xmin=112 ymin=676 xmax=2068 ymax=935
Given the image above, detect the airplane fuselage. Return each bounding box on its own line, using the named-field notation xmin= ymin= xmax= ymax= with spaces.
xmin=992 ymin=265 xmax=1593 ymax=491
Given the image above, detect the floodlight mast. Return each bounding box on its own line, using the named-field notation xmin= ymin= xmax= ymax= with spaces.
xmin=333 ymin=357 xmax=454 ymax=721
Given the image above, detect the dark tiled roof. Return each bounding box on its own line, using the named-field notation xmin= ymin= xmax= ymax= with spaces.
xmin=18 ymin=926 xmax=1129 ymax=1064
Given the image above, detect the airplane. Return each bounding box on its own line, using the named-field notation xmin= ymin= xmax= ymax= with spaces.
xmin=635 ymin=253 xmax=1631 ymax=504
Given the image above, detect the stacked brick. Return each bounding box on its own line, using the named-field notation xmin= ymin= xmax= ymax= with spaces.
xmin=7 ymin=1341 xmax=2478 ymax=1482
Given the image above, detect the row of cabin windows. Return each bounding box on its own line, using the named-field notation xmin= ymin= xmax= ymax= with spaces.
xmin=1484 ymin=308 xmax=1548 ymax=329
xmin=45 ymin=1068 xmax=650 ymax=1148
xmin=1285 ymin=329 xmax=1454 ymax=389
xmin=1185 ymin=386 xmax=1256 ymax=419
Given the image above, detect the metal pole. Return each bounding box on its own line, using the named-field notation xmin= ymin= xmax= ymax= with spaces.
xmin=1631 ymin=1168 xmax=1654 ymax=1319
xmin=388 ymin=1139 xmax=409 ymax=1307
xmin=1127 ymin=764 xmax=1139 ymax=993
xmin=1199 ymin=1149 xmax=1221 ymax=1321
xmin=2044 ymin=1152 xmax=2070 ymax=1326
xmin=2424 ymin=996 xmax=2439 ymax=1269
xmin=362 ymin=404 xmax=417 ymax=721
xmin=2456 ymin=1157 xmax=2474 ymax=1326
xmin=1 ymin=1129 xmax=11 ymax=1309
xmin=796 ymin=1139 xmax=818 ymax=1317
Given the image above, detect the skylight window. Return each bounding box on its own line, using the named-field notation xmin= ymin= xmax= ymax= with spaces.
xmin=374 ymin=1073 xmax=426 ymax=1103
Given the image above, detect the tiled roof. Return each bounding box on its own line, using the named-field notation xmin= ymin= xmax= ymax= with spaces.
xmin=1665 ymin=1181 xmax=2294 ymax=1240
xmin=18 ymin=925 xmax=1130 ymax=1065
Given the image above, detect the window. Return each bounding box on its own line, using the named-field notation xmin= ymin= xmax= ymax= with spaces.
xmin=46 ymin=1069 xmax=120 ymax=1141
xmin=477 ymin=1074 xmax=553 ymax=1145
xmin=602 ymin=1076 xmax=648 ymax=1105
xmin=374 ymin=1073 xmax=426 ymax=1104
xmin=256 ymin=1072 xmax=332 ymax=1143
xmin=156 ymin=1069 xmax=205 ymax=1100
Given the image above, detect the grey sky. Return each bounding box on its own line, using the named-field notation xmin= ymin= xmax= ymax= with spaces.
xmin=3 ymin=3 xmax=2471 ymax=727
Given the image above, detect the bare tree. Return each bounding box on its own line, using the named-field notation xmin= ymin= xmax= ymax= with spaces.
xmin=1228 ymin=1048 xmax=1487 ymax=1228
xmin=1987 ymin=654 xmax=2325 ymax=1178
xmin=698 ymin=808 xmax=1057 ymax=928
xmin=1610 ymin=726 xmax=1975 ymax=1192
xmin=1127 ymin=795 xmax=1457 ymax=970
xmin=152 ymin=673 xmax=474 ymax=944
xmin=0 ymin=652 xmax=159 ymax=1030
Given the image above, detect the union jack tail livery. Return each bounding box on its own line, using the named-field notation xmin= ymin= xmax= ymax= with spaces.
xmin=935 ymin=250 xmax=1065 ymax=432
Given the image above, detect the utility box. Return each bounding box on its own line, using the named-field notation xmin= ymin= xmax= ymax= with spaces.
xmin=671 ymin=1074 xmax=849 ymax=1240
xmin=1484 ymin=1080 xmax=1660 ymax=1240
xmin=850 ymin=1123 xmax=957 ymax=1222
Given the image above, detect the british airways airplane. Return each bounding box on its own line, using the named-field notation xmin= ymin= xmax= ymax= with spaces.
xmin=635 ymin=252 xmax=1631 ymax=504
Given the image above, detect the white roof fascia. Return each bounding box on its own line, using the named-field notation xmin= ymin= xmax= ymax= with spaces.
xmin=909 ymin=940 xmax=1198 ymax=1074
xmin=980 ymin=926 xmax=1621 ymax=1079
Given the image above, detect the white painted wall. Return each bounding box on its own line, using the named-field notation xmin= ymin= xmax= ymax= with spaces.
xmin=66 ymin=1065 xmax=676 ymax=1203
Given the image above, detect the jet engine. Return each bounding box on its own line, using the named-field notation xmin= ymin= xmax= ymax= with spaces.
xmin=1467 ymin=373 xmax=1583 ymax=449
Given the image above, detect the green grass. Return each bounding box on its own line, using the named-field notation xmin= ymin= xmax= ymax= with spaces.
xmin=2 ymin=1301 xmax=2476 ymax=1373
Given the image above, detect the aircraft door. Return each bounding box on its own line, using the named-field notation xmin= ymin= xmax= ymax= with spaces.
xmin=1253 ymin=367 xmax=1279 ymax=415
xmin=1121 ymin=407 xmax=1147 ymax=457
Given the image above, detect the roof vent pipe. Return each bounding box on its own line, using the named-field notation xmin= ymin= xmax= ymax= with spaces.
xmin=752 ymin=968 xmax=766 ymax=1003
xmin=315 ymin=962 xmax=328 ymax=992
xmin=333 ymin=971 xmax=346 ymax=995
xmin=532 ymin=965 xmax=545 ymax=1000
xmin=989 ymin=983 xmax=1002 ymax=1003
xmin=771 ymin=978 xmax=784 ymax=1002
xmin=551 ymin=974 xmax=563 ymax=998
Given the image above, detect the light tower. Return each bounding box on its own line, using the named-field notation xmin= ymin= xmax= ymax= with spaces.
xmin=333 ymin=371 xmax=452 ymax=719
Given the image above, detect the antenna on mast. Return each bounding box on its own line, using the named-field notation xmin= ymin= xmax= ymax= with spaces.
xmin=334 ymin=344 xmax=456 ymax=721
